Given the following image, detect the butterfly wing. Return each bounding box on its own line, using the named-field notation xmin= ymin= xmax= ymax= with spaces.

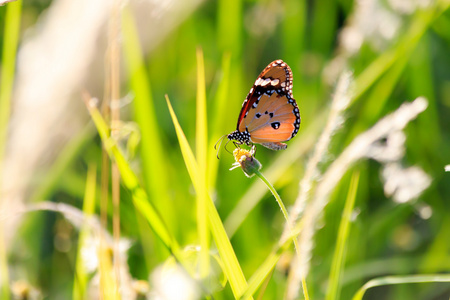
xmin=236 ymin=60 xmax=295 ymax=129
xmin=236 ymin=60 xmax=300 ymax=149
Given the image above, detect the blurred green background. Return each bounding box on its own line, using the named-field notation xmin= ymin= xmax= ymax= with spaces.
xmin=1 ymin=0 xmax=450 ymax=299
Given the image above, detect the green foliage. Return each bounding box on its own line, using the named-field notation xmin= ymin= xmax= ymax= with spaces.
xmin=1 ymin=0 xmax=450 ymax=299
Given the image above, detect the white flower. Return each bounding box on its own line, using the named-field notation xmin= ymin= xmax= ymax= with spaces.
xmin=382 ymin=162 xmax=431 ymax=203
xmin=149 ymin=262 xmax=199 ymax=300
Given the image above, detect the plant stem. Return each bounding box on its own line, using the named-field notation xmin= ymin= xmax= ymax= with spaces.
xmin=0 ymin=2 xmax=22 ymax=299
xmin=255 ymin=170 xmax=309 ymax=300
xmin=326 ymin=170 xmax=360 ymax=300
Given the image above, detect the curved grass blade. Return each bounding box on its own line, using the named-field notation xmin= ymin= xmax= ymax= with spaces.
xmin=195 ymin=48 xmax=210 ymax=278
xmin=121 ymin=8 xmax=176 ymax=267
xmin=166 ymin=95 xmax=251 ymax=299
xmin=0 ymin=2 xmax=22 ymax=299
xmin=352 ymin=274 xmax=450 ymax=300
xmin=84 ymin=95 xmax=180 ymax=255
xmin=240 ymin=220 xmax=304 ymax=300
xmin=326 ymin=170 xmax=360 ymax=300
xmin=208 ymin=53 xmax=231 ymax=186
xmin=73 ymin=164 xmax=97 ymax=300
xmin=352 ymin=2 xmax=450 ymax=103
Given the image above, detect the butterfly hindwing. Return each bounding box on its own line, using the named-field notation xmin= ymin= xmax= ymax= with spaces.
xmin=248 ymin=93 xmax=298 ymax=142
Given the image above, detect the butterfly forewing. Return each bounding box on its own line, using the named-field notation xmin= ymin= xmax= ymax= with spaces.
xmin=237 ymin=60 xmax=293 ymax=127
xmin=229 ymin=59 xmax=300 ymax=150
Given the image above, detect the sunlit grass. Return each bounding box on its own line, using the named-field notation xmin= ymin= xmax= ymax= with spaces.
xmin=0 ymin=2 xmax=22 ymax=300
xmin=1 ymin=0 xmax=450 ymax=299
xmin=353 ymin=274 xmax=450 ymax=300
xmin=166 ymin=94 xmax=250 ymax=298
xmin=326 ymin=170 xmax=360 ymax=300
xmin=73 ymin=164 xmax=96 ymax=300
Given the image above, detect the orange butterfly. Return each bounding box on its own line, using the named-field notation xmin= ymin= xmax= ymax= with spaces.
xmin=227 ymin=60 xmax=300 ymax=150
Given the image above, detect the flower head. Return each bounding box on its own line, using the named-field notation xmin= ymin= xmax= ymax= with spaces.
xmin=229 ymin=147 xmax=261 ymax=177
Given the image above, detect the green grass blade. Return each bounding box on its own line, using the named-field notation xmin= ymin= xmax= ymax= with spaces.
xmin=0 ymin=2 xmax=22 ymax=299
xmin=195 ymin=48 xmax=210 ymax=278
xmin=241 ymin=251 xmax=281 ymax=300
xmin=311 ymin=0 xmax=337 ymax=55
xmin=85 ymin=97 xmax=180 ymax=255
xmin=196 ymin=48 xmax=207 ymax=174
xmin=419 ymin=217 xmax=450 ymax=272
xmin=206 ymin=198 xmax=250 ymax=299
xmin=122 ymin=8 xmax=177 ymax=270
xmin=0 ymin=0 xmax=21 ymax=153
xmin=281 ymin=0 xmax=306 ymax=64
xmin=217 ymin=0 xmax=243 ymax=131
xmin=30 ymin=125 xmax=95 ymax=203
xmin=217 ymin=0 xmax=242 ymax=54
xmin=352 ymin=3 xmax=449 ymax=103
xmin=254 ymin=169 xmax=310 ymax=299
xmin=352 ymin=274 xmax=450 ymax=300
xmin=241 ymin=221 xmax=304 ymax=300
xmin=121 ymin=8 xmax=175 ymax=226
xmin=166 ymin=95 xmax=250 ymax=299
xmin=208 ymin=53 xmax=231 ymax=188
xmin=165 ymin=95 xmax=199 ymax=189
xmin=326 ymin=170 xmax=360 ymax=300
xmin=357 ymin=54 xmax=410 ymax=128
xmin=73 ymin=164 xmax=97 ymax=300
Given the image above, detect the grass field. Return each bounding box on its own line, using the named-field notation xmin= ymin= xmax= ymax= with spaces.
xmin=1 ymin=0 xmax=450 ymax=299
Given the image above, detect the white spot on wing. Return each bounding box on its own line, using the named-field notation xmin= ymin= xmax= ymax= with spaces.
xmin=261 ymin=78 xmax=271 ymax=86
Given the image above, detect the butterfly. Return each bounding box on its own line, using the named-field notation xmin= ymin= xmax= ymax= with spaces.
xmin=226 ymin=60 xmax=300 ymax=151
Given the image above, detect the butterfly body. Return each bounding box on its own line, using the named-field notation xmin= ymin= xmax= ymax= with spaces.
xmin=227 ymin=60 xmax=300 ymax=151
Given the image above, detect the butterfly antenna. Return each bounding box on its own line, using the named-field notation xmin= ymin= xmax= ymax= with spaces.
xmin=214 ymin=134 xmax=226 ymax=150
xmin=214 ymin=134 xmax=227 ymax=159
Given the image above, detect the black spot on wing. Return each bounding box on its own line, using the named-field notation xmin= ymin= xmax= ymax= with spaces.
xmin=271 ymin=122 xmax=280 ymax=129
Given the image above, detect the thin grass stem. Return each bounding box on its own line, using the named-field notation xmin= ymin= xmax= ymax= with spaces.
xmin=255 ymin=170 xmax=309 ymax=300
xmin=352 ymin=274 xmax=450 ymax=300
xmin=73 ymin=164 xmax=97 ymax=300
xmin=326 ymin=170 xmax=360 ymax=300
xmin=0 ymin=2 xmax=22 ymax=299
xmin=195 ymin=48 xmax=210 ymax=278
xmin=108 ymin=2 xmax=122 ymax=297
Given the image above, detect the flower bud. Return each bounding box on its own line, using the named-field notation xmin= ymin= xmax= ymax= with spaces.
xmin=229 ymin=147 xmax=261 ymax=178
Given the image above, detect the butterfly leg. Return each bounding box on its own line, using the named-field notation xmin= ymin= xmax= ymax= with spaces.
xmin=250 ymin=144 xmax=257 ymax=157
xmin=224 ymin=139 xmax=233 ymax=154
xmin=233 ymin=141 xmax=242 ymax=149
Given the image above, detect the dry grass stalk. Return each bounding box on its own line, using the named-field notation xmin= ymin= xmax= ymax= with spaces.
xmin=286 ymin=97 xmax=429 ymax=299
